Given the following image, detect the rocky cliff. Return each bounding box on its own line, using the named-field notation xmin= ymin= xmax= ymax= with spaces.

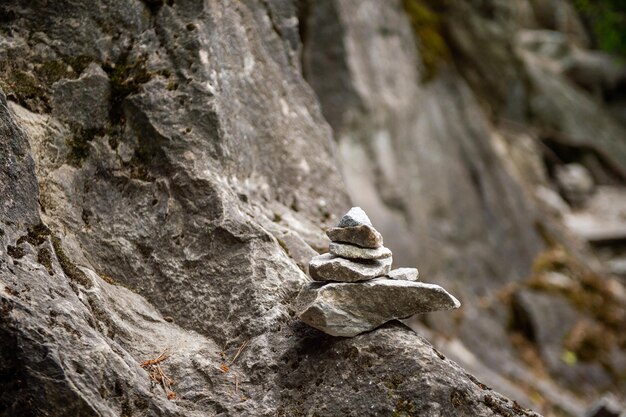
xmin=1 ymin=0 xmax=624 ymax=416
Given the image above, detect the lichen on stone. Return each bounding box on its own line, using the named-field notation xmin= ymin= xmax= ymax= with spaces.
xmin=0 ymin=55 xmax=93 ymax=112
xmin=37 ymin=247 xmax=54 ymax=275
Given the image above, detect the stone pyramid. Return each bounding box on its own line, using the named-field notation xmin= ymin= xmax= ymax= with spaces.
xmin=295 ymin=207 xmax=460 ymax=337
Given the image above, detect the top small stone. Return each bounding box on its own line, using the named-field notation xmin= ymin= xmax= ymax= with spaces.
xmin=337 ymin=207 xmax=372 ymax=228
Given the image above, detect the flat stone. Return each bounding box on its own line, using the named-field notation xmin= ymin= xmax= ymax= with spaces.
xmin=295 ymin=278 xmax=461 ymax=337
xmin=326 ymin=224 xmax=383 ymax=248
xmin=309 ymin=253 xmax=392 ymax=282
xmin=329 ymin=242 xmax=391 ymax=260
xmin=336 ymin=207 xmax=372 ymax=227
xmin=387 ymin=267 xmax=419 ymax=281
xmin=52 ymin=63 xmax=111 ymax=130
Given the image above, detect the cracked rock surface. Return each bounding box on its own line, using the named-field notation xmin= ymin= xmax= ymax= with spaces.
xmin=309 ymin=253 xmax=393 ymax=282
xmin=329 ymin=242 xmax=392 ymax=260
xmin=326 ymin=225 xmax=384 ymax=249
xmin=295 ymin=279 xmax=461 ymax=337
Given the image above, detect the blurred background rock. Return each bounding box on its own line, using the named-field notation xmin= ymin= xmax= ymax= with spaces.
xmin=302 ymin=0 xmax=626 ymax=415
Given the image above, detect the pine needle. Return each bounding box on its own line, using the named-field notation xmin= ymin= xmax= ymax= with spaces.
xmin=140 ymin=349 xmax=176 ymax=400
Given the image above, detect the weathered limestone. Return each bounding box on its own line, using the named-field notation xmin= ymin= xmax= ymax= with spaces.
xmin=388 ymin=267 xmax=419 ymax=281
xmin=298 ymin=207 xmax=460 ymax=337
xmin=309 ymin=253 xmax=392 ymax=282
xmin=296 ymin=279 xmax=460 ymax=337
xmin=329 ymin=242 xmax=392 ymax=260
xmin=336 ymin=206 xmax=373 ymax=227
xmin=326 ymin=225 xmax=383 ymax=248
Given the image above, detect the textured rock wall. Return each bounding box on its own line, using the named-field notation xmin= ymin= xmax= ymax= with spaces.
xmin=0 ymin=0 xmax=549 ymax=416
xmin=2 ymin=0 xmax=625 ymax=415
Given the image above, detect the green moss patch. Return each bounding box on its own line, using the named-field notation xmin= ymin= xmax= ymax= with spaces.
xmin=17 ymin=222 xmax=51 ymax=246
xmin=103 ymin=57 xmax=171 ymax=124
xmin=392 ymin=398 xmax=417 ymax=417
xmin=7 ymin=223 xmax=52 ymax=260
xmin=6 ymin=245 xmax=25 ymax=259
xmin=63 ymin=126 xmax=106 ymax=167
xmin=0 ymin=55 xmax=92 ymax=112
xmin=573 ymin=0 xmax=626 ymax=57
xmin=401 ymin=0 xmax=450 ymax=81
xmin=51 ymin=236 xmax=92 ymax=288
xmin=37 ymin=247 xmax=54 ymax=275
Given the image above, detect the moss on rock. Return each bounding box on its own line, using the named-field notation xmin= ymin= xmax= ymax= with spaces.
xmin=0 ymin=55 xmax=93 ymax=112
xmin=401 ymin=0 xmax=450 ymax=81
xmin=103 ymin=57 xmax=171 ymax=124
xmin=51 ymin=235 xmax=92 ymax=288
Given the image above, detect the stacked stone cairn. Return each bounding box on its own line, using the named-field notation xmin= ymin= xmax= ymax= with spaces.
xmin=295 ymin=207 xmax=461 ymax=337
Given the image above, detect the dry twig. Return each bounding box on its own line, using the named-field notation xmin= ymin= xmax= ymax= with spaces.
xmin=217 ymin=340 xmax=249 ymax=401
xmin=140 ymin=349 xmax=176 ymax=400
xmin=141 ymin=349 xmax=170 ymax=367
xmin=218 ymin=340 xmax=248 ymax=373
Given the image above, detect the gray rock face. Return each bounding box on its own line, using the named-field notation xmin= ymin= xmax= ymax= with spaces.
xmin=295 ymin=278 xmax=460 ymax=337
xmin=329 ymin=241 xmax=391 ymax=260
xmin=326 ymin=224 xmax=384 ymax=248
xmin=0 ymin=90 xmax=39 ymax=227
xmin=0 ymin=0 xmax=551 ymax=415
xmin=278 ymin=323 xmax=541 ymax=417
xmin=336 ymin=206 xmax=372 ymax=227
xmin=52 ymin=63 xmax=111 ymax=130
xmin=388 ymin=267 xmax=419 ymax=281
xmin=309 ymin=253 xmax=392 ymax=282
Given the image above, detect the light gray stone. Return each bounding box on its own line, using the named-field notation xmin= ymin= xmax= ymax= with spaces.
xmin=336 ymin=206 xmax=372 ymax=227
xmin=326 ymin=224 xmax=383 ymax=248
xmin=309 ymin=253 xmax=392 ymax=282
xmin=555 ymin=163 xmax=594 ymax=204
xmin=329 ymin=242 xmax=391 ymax=260
xmin=295 ymin=278 xmax=461 ymax=337
xmin=387 ymin=267 xmax=419 ymax=281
